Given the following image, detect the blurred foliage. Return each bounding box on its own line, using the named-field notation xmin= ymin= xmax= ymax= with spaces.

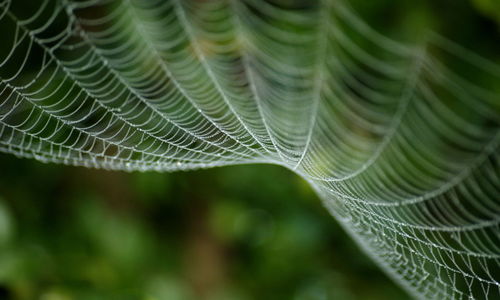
xmin=472 ymin=0 xmax=500 ymax=23
xmin=0 ymin=154 xmax=407 ymax=300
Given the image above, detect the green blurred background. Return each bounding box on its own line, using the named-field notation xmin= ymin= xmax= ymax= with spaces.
xmin=0 ymin=155 xmax=408 ymax=300
xmin=0 ymin=0 xmax=498 ymax=299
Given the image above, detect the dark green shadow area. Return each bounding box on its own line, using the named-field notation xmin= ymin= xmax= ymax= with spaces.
xmin=0 ymin=154 xmax=408 ymax=300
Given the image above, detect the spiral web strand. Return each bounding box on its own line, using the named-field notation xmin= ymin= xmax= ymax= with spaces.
xmin=1 ymin=0 xmax=499 ymax=299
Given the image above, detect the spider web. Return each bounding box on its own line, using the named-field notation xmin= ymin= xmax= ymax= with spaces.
xmin=1 ymin=0 xmax=499 ymax=298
